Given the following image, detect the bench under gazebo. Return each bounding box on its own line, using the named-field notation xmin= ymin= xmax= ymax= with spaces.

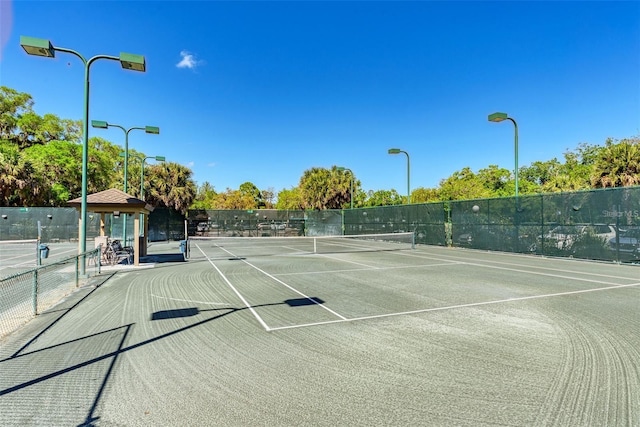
xmin=68 ymin=188 xmax=154 ymax=266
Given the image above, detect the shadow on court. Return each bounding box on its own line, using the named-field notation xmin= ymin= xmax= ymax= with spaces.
xmin=1 ymin=294 xmax=325 ymax=427
xmin=139 ymin=253 xmax=186 ymax=263
xmin=150 ymin=297 xmax=325 ymax=320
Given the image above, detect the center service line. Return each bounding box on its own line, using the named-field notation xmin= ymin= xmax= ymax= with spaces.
xmin=211 ymin=242 xmax=348 ymax=321
xmin=198 ymin=242 xmax=348 ymax=325
xmin=195 ymin=244 xmax=271 ymax=331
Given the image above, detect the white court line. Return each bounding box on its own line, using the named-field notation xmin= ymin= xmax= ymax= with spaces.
xmin=0 ymin=247 xmax=79 ymax=270
xmin=150 ymin=294 xmax=231 ymax=306
xmin=392 ymin=248 xmax=640 ymax=282
xmin=274 ymin=261 xmax=462 ymax=277
xmin=269 ymin=281 xmax=640 ymax=332
xmin=313 ymin=253 xmax=381 ymax=269
xmin=195 ymin=244 xmax=271 ymax=331
xmin=273 ymin=250 xmax=631 ymax=288
xmin=194 ymin=242 xmax=348 ymax=330
xmin=206 ymin=242 xmax=348 ymax=321
xmin=0 ymin=252 xmax=38 ymax=268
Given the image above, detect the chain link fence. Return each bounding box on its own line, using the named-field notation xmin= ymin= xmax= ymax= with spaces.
xmin=187 ymin=186 xmax=639 ymax=264
xmin=0 ymin=247 xmax=101 ymax=339
xmin=2 ymin=186 xmax=637 ymax=264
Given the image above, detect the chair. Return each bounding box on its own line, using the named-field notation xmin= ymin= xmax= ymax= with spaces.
xmin=105 ymin=239 xmax=133 ymax=265
xmin=94 ymin=236 xmax=109 ymax=265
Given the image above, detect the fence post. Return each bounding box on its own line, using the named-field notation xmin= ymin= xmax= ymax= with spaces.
xmin=32 ymin=269 xmax=38 ymax=315
xmin=75 ymin=256 xmax=79 ymax=287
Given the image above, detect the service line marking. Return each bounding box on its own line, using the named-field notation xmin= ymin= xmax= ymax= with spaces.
xmin=194 ymin=242 xmax=349 ymax=331
xmin=269 ymin=281 xmax=640 ymax=331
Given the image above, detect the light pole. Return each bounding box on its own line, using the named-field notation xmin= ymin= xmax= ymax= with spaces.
xmin=489 ymin=112 xmax=520 ymax=252
xmin=488 ymin=112 xmax=519 ymax=198
xmin=336 ymin=167 xmax=354 ymax=209
xmin=388 ymin=148 xmax=410 ymax=204
xmin=20 ymin=36 xmax=146 ymax=275
xmin=93 ymin=121 xmax=159 ymax=244
xmin=93 ymin=121 xmax=160 ymax=195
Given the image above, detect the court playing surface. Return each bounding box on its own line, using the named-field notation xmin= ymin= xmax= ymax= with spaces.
xmin=1 ymin=238 xmax=638 ymax=426
xmin=0 ymin=240 xmax=81 ymax=279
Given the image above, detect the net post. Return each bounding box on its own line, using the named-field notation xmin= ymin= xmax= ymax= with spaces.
xmin=313 ymin=237 xmax=317 ymax=254
xmin=412 ymin=231 xmax=416 ymax=249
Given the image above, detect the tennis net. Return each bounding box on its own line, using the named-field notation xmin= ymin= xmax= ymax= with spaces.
xmin=187 ymin=232 xmax=415 ymax=259
xmin=0 ymin=239 xmax=39 ymax=269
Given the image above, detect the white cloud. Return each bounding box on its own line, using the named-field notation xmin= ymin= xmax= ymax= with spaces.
xmin=176 ymin=50 xmax=201 ymax=69
xmin=186 ymin=161 xmax=195 ymax=168
xmin=207 ymin=162 xmax=217 ymax=167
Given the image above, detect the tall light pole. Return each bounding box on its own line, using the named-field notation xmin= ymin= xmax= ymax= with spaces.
xmin=93 ymin=121 xmax=159 ymax=244
xmin=336 ymin=167 xmax=354 ymax=209
xmin=92 ymin=121 xmax=160 ymax=195
xmin=20 ymin=36 xmax=146 ymax=275
xmin=388 ymin=148 xmax=410 ymax=204
xmin=488 ymin=112 xmax=519 ymax=198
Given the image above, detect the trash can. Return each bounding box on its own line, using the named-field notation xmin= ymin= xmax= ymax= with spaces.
xmin=179 ymin=240 xmax=189 ymax=260
xmin=39 ymin=244 xmax=50 ymax=259
xmin=139 ymin=236 xmax=147 ymax=257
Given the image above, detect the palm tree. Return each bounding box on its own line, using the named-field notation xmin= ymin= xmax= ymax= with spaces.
xmin=591 ymin=138 xmax=640 ymax=188
xmin=146 ymin=162 xmax=197 ymax=215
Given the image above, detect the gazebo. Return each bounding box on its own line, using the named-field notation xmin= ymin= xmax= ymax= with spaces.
xmin=68 ymin=188 xmax=154 ymax=266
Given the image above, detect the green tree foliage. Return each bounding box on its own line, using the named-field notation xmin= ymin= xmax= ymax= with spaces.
xmin=0 ymin=87 xmax=199 ymax=212
xmin=299 ymin=166 xmax=351 ymax=210
xmin=4 ymin=86 xmax=640 ymax=211
xmin=362 ymin=189 xmax=404 ymax=207
xmin=0 ymin=141 xmax=44 ymax=206
xmin=275 ymin=187 xmax=303 ymax=210
xmin=438 ymin=167 xmax=493 ymax=201
xmin=520 ymin=159 xmax=563 ymax=188
xmin=261 ymin=187 xmax=275 ymax=208
xmin=476 ymin=165 xmax=513 ymax=197
xmin=0 ymin=86 xmax=34 ymax=140
xmin=591 ymin=137 xmax=640 ymax=188
xmin=239 ymin=182 xmax=264 ymax=207
xmin=24 ymin=140 xmax=82 ymax=205
xmin=145 ymin=162 xmax=197 ymax=215
xmin=519 ymin=143 xmax=602 ymax=193
xmin=191 ymin=182 xmax=218 ymax=209
xmin=275 ymin=187 xmax=302 ymax=210
xmin=214 ymin=188 xmax=256 ymax=209
xmin=411 ymin=187 xmax=441 ymax=203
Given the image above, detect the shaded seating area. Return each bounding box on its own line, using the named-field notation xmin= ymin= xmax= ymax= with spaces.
xmin=69 ymin=189 xmax=154 ymax=266
xmin=94 ymin=235 xmax=133 ymax=265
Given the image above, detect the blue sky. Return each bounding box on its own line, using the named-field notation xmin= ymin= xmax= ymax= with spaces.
xmin=2 ymin=1 xmax=639 ymax=197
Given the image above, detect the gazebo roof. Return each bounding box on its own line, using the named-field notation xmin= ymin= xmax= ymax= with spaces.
xmin=68 ymin=188 xmax=153 ymax=214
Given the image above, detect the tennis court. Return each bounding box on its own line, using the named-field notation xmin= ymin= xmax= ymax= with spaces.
xmin=0 ymin=236 xmax=638 ymax=426
xmin=0 ymin=239 xmax=82 ymax=279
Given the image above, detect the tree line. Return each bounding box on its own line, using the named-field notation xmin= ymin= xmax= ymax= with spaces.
xmin=2 ymin=86 xmax=639 ymax=213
